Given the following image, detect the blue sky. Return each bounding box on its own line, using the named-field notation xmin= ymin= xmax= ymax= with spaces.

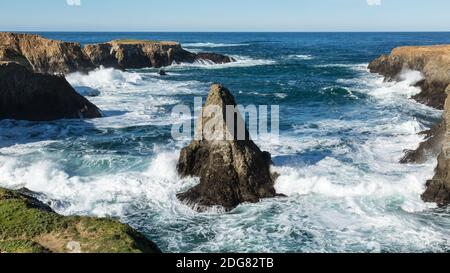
xmin=0 ymin=0 xmax=449 ymax=32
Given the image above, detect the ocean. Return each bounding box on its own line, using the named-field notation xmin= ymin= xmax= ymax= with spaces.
xmin=1 ymin=32 xmax=450 ymax=252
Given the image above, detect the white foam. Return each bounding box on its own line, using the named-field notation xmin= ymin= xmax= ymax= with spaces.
xmin=288 ymin=54 xmax=315 ymax=60
xmin=183 ymin=42 xmax=249 ymax=48
xmin=1 ymin=57 xmax=448 ymax=253
xmin=170 ymin=55 xmax=276 ymax=70
xmin=65 ymin=67 xmax=207 ymax=128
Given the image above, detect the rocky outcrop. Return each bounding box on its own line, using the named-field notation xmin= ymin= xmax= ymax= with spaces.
xmin=0 ymin=187 xmax=161 ymax=253
xmin=0 ymin=32 xmax=94 ymax=74
xmin=0 ymin=33 xmax=235 ymax=74
xmin=422 ymin=86 xmax=450 ymax=206
xmin=0 ymin=61 xmax=101 ymax=121
xmin=369 ymin=45 xmax=450 ymax=109
xmin=83 ymin=40 xmax=235 ymax=70
xmin=369 ymin=45 xmax=450 ymax=206
xmin=400 ymin=121 xmax=445 ymax=164
xmin=177 ymin=84 xmax=278 ymax=212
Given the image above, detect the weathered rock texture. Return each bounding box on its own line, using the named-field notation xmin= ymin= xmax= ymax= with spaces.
xmin=0 ymin=187 xmax=161 ymax=253
xmin=0 ymin=61 xmax=101 ymax=121
xmin=422 ymin=85 xmax=450 ymax=206
xmin=369 ymin=45 xmax=450 ymax=206
xmin=369 ymin=45 xmax=450 ymax=109
xmin=177 ymin=84 xmax=278 ymax=212
xmin=0 ymin=33 xmax=235 ymax=74
xmin=0 ymin=32 xmax=94 ymax=74
xmin=84 ymin=40 xmax=235 ymax=70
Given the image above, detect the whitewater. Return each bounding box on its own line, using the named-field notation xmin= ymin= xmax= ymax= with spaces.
xmin=1 ymin=32 xmax=450 ymax=253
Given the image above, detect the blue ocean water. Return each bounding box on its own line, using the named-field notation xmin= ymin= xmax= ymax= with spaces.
xmin=2 ymin=32 xmax=450 ymax=252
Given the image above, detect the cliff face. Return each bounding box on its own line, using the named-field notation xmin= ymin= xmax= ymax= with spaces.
xmin=0 ymin=33 xmax=235 ymax=74
xmin=84 ymin=40 xmax=235 ymax=69
xmin=0 ymin=187 xmax=160 ymax=253
xmin=0 ymin=32 xmax=94 ymax=74
xmin=369 ymin=45 xmax=450 ymax=206
xmin=177 ymin=84 xmax=278 ymax=212
xmin=422 ymin=85 xmax=450 ymax=206
xmin=0 ymin=62 xmax=101 ymax=121
xmin=369 ymin=45 xmax=450 ymax=109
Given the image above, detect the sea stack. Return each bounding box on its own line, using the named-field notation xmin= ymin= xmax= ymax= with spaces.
xmin=0 ymin=61 xmax=101 ymax=121
xmin=369 ymin=45 xmax=450 ymax=206
xmin=177 ymin=84 xmax=278 ymax=212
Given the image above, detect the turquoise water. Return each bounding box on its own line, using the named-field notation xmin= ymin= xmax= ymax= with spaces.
xmin=1 ymin=33 xmax=450 ymax=252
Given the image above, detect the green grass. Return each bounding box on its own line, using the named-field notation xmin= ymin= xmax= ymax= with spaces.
xmin=0 ymin=188 xmax=160 ymax=253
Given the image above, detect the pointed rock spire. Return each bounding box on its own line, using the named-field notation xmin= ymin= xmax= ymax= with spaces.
xmin=177 ymin=84 xmax=279 ymax=212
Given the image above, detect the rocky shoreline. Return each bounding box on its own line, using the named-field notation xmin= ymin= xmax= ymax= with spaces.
xmin=369 ymin=45 xmax=450 ymax=206
xmin=0 ymin=32 xmax=235 ymax=75
xmin=0 ymin=61 xmax=102 ymax=121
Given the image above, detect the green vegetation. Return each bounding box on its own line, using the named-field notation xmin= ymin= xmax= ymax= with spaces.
xmin=0 ymin=188 xmax=160 ymax=253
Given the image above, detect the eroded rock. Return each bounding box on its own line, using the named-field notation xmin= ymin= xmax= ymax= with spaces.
xmin=84 ymin=40 xmax=235 ymax=69
xmin=177 ymin=84 xmax=278 ymax=212
xmin=0 ymin=62 xmax=101 ymax=121
xmin=0 ymin=32 xmax=94 ymax=74
xmin=369 ymin=45 xmax=450 ymax=109
xmin=0 ymin=33 xmax=236 ymax=74
xmin=369 ymin=46 xmax=450 ymax=206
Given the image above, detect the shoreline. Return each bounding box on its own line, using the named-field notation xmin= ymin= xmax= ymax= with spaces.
xmin=369 ymin=45 xmax=450 ymax=206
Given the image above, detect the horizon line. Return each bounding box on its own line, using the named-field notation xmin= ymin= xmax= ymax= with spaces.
xmin=1 ymin=30 xmax=450 ymax=33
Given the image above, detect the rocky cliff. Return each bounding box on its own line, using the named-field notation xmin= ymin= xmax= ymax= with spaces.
xmin=369 ymin=45 xmax=450 ymax=206
xmin=0 ymin=33 xmax=235 ymax=74
xmin=84 ymin=40 xmax=235 ymax=70
xmin=0 ymin=32 xmax=94 ymax=74
xmin=369 ymin=45 xmax=450 ymax=109
xmin=0 ymin=61 xmax=101 ymax=121
xmin=177 ymin=84 xmax=279 ymax=212
xmin=0 ymin=187 xmax=160 ymax=253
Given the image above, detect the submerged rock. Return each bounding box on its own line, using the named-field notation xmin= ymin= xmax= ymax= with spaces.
xmin=0 ymin=187 xmax=161 ymax=253
xmin=0 ymin=62 xmax=101 ymax=121
xmin=400 ymin=121 xmax=445 ymax=164
xmin=158 ymin=69 xmax=167 ymax=76
xmin=177 ymin=84 xmax=278 ymax=212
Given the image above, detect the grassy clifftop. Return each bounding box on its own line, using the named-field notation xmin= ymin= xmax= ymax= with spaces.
xmin=0 ymin=188 xmax=160 ymax=253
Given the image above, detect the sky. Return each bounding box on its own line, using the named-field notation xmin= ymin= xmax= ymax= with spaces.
xmin=0 ymin=0 xmax=449 ymax=32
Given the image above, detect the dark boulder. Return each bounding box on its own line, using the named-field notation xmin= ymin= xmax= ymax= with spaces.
xmin=177 ymin=84 xmax=278 ymax=212
xmin=0 ymin=62 xmax=102 ymax=121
